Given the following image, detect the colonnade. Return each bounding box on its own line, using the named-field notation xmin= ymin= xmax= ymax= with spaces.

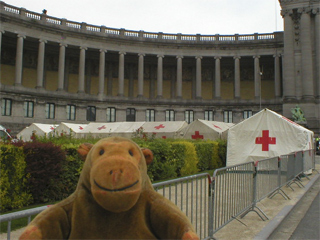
xmin=5 ymin=33 xmax=283 ymax=100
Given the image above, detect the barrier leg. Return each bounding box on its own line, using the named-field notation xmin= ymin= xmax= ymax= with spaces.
xmin=268 ymin=188 xmax=290 ymax=200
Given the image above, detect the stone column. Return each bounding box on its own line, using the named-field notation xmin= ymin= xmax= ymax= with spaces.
xmin=98 ymin=49 xmax=107 ymax=98
xmin=138 ymin=53 xmax=145 ymax=98
xmin=214 ymin=56 xmax=221 ymax=99
xmin=78 ymin=46 xmax=87 ymax=93
xmin=234 ymin=56 xmax=241 ymax=99
xmin=176 ymin=56 xmax=183 ymax=99
xmin=128 ymin=64 xmax=134 ymax=98
xmin=36 ymin=39 xmax=47 ymax=89
xmin=299 ymin=8 xmax=314 ymax=101
xmin=195 ymin=56 xmax=202 ymax=99
xmin=314 ymin=8 xmax=320 ymax=100
xmin=274 ymin=53 xmax=281 ymax=100
xmin=0 ymin=30 xmax=3 ymax=56
xmin=253 ymin=55 xmax=260 ymax=100
xmin=118 ymin=52 xmax=126 ymax=97
xmin=157 ymin=55 xmax=164 ymax=98
xmin=107 ymin=63 xmax=113 ymax=96
xmin=57 ymin=43 xmax=67 ymax=91
xmin=0 ymin=30 xmax=4 ymax=84
xmin=281 ymin=9 xmax=296 ymax=101
xmin=15 ymin=34 xmax=25 ymax=86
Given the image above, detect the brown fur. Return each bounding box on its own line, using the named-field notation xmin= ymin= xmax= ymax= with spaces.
xmin=20 ymin=137 xmax=199 ymax=240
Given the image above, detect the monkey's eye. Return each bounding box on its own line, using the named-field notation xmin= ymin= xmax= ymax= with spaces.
xmin=99 ymin=149 xmax=105 ymax=155
xmin=128 ymin=150 xmax=133 ymax=156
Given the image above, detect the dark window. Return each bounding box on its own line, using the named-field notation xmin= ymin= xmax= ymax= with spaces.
xmin=87 ymin=106 xmax=96 ymax=121
xmin=223 ymin=110 xmax=233 ymax=123
xmin=1 ymin=98 xmax=12 ymax=116
xmin=126 ymin=108 xmax=136 ymax=122
xmin=185 ymin=110 xmax=194 ymax=124
xmin=165 ymin=110 xmax=175 ymax=121
xmin=106 ymin=107 xmax=116 ymax=122
xmin=243 ymin=110 xmax=253 ymax=119
xmin=24 ymin=101 xmax=34 ymax=118
xmin=204 ymin=110 xmax=214 ymax=121
xmin=146 ymin=109 xmax=155 ymax=122
xmin=67 ymin=104 xmax=76 ymax=120
xmin=45 ymin=103 xmax=55 ymax=119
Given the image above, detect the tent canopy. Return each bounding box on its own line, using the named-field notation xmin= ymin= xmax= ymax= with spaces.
xmin=17 ymin=123 xmax=58 ymax=141
xmin=182 ymin=119 xmax=234 ymax=140
xmin=139 ymin=121 xmax=188 ymax=139
xmin=54 ymin=122 xmax=88 ymax=137
xmin=76 ymin=122 xmax=123 ymax=138
xmin=226 ymin=108 xmax=314 ymax=166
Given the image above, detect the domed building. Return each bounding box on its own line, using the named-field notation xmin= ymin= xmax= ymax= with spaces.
xmin=0 ymin=0 xmax=319 ymax=135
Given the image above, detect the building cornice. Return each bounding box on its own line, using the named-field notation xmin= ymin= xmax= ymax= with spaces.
xmin=0 ymin=1 xmax=283 ymax=51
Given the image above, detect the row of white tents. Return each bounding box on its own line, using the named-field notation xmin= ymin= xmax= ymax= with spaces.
xmin=16 ymin=109 xmax=315 ymax=167
xmin=16 ymin=119 xmax=234 ymax=142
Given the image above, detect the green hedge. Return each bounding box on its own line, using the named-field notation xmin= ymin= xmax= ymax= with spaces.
xmin=58 ymin=144 xmax=85 ymax=198
xmin=172 ymin=141 xmax=199 ymax=176
xmin=1 ymin=137 xmax=227 ymax=211
xmin=0 ymin=144 xmax=32 ymax=212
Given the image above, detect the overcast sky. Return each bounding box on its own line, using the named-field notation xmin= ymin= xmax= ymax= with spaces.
xmin=3 ymin=0 xmax=283 ymax=35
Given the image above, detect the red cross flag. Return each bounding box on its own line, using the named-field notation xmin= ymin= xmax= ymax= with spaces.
xmin=226 ymin=108 xmax=314 ymax=166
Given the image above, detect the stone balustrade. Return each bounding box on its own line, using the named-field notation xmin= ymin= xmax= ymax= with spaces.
xmin=0 ymin=1 xmax=282 ymax=44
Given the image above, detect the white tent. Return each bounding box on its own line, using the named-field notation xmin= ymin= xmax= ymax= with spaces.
xmin=182 ymin=119 xmax=234 ymax=140
xmin=76 ymin=122 xmax=121 ymax=138
xmin=112 ymin=122 xmax=145 ymax=138
xmin=226 ymin=108 xmax=314 ymax=166
xmin=54 ymin=122 xmax=88 ymax=137
xmin=140 ymin=121 xmax=188 ymax=139
xmin=17 ymin=123 xmax=58 ymax=141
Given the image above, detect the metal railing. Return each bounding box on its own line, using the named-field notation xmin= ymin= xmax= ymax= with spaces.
xmin=0 ymin=173 xmax=211 ymax=240
xmin=153 ymin=173 xmax=212 ymax=240
xmin=0 ymin=206 xmax=48 ymax=240
xmin=0 ymin=150 xmax=317 ymax=240
xmin=208 ymin=149 xmax=316 ymax=237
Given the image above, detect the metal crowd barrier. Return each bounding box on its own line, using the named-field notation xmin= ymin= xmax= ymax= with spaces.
xmin=209 ymin=162 xmax=255 ymax=235
xmin=208 ymin=149 xmax=316 ymax=237
xmin=153 ymin=173 xmax=212 ymax=240
xmin=0 ymin=206 xmax=48 ymax=240
xmin=0 ymin=173 xmax=211 ymax=240
xmin=0 ymin=150 xmax=316 ymax=240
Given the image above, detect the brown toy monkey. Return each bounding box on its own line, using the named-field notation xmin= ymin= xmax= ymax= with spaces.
xmin=20 ymin=137 xmax=199 ymax=240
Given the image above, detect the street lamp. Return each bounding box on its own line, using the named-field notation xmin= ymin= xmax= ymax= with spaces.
xmin=259 ymin=66 xmax=263 ymax=110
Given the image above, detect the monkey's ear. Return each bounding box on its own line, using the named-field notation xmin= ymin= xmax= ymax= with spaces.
xmin=77 ymin=143 xmax=93 ymax=160
xmin=141 ymin=148 xmax=153 ymax=165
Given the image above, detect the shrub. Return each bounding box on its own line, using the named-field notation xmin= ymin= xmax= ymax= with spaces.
xmin=57 ymin=144 xmax=85 ymax=198
xmin=0 ymin=144 xmax=32 ymax=212
xmin=217 ymin=139 xmax=227 ymax=167
xmin=194 ymin=141 xmax=214 ymax=171
xmin=136 ymin=138 xmax=177 ymax=181
xmin=172 ymin=141 xmax=199 ymax=177
xmin=211 ymin=141 xmax=221 ymax=169
xmin=22 ymin=141 xmax=65 ymax=203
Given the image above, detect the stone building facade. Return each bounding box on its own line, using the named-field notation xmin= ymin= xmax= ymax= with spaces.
xmin=0 ymin=0 xmax=319 ymax=135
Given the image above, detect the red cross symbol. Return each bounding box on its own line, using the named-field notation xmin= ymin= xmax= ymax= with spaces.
xmin=79 ymin=126 xmax=83 ymax=130
xmin=192 ymin=131 xmax=204 ymax=140
xmin=97 ymin=125 xmax=106 ymax=130
xmin=213 ymin=124 xmax=222 ymax=130
xmin=50 ymin=126 xmax=55 ymax=130
xmin=255 ymin=130 xmax=276 ymax=151
xmin=155 ymin=124 xmax=165 ymax=130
